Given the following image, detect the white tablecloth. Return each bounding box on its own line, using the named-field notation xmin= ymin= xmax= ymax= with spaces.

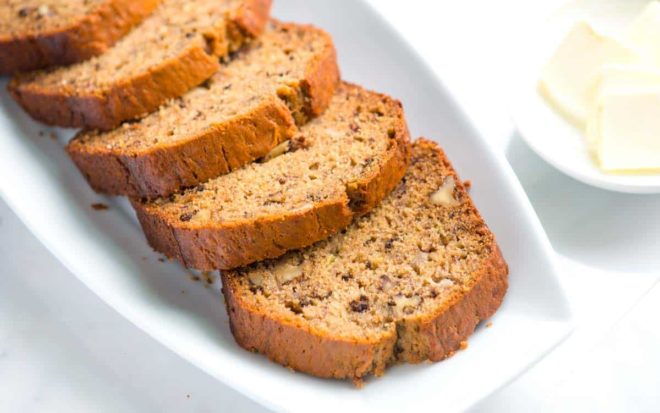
xmin=2 ymin=1 xmax=659 ymax=411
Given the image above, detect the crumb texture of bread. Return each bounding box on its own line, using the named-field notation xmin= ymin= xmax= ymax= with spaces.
xmin=8 ymin=0 xmax=272 ymax=130
xmin=133 ymin=82 xmax=411 ymax=270
xmin=66 ymin=21 xmax=339 ymax=198
xmin=222 ymin=139 xmax=508 ymax=380
xmin=0 ymin=0 xmax=160 ymax=74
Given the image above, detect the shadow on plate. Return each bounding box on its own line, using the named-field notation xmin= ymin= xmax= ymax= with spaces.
xmin=506 ymin=134 xmax=660 ymax=274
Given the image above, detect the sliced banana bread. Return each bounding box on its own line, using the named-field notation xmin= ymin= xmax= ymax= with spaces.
xmin=0 ymin=0 xmax=159 ymax=75
xmin=8 ymin=0 xmax=271 ymax=130
xmin=67 ymin=21 xmax=339 ymax=199
xmin=222 ymin=139 xmax=508 ymax=382
xmin=133 ymin=82 xmax=411 ymax=270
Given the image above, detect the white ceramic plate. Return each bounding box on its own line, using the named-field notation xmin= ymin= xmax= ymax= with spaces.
xmin=511 ymin=0 xmax=660 ymax=194
xmin=0 ymin=1 xmax=573 ymax=411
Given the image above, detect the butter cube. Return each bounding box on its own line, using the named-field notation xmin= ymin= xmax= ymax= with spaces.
xmin=588 ymin=66 xmax=660 ymax=172
xmin=596 ymin=64 xmax=660 ymax=94
xmin=539 ymin=22 xmax=638 ymax=127
xmin=627 ymin=2 xmax=660 ymax=67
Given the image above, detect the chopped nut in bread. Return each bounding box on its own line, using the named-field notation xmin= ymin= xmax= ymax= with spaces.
xmin=430 ymin=176 xmax=460 ymax=206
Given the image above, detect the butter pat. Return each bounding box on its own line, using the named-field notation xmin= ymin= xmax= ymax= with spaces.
xmin=588 ymin=65 xmax=660 ymax=172
xmin=595 ymin=64 xmax=660 ymax=94
xmin=539 ymin=22 xmax=638 ymax=127
xmin=627 ymin=2 xmax=660 ymax=67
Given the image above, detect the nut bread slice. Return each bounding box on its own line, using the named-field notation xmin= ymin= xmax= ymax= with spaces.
xmin=133 ymin=82 xmax=411 ymax=270
xmin=8 ymin=0 xmax=271 ymax=130
xmin=67 ymin=21 xmax=339 ymax=199
xmin=222 ymin=139 xmax=508 ymax=382
xmin=0 ymin=0 xmax=159 ymax=75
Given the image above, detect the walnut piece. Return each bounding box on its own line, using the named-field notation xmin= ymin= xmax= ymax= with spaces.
xmin=410 ymin=252 xmax=429 ymax=274
xmin=248 ymin=273 xmax=264 ymax=287
xmin=262 ymin=141 xmax=290 ymax=162
xmin=435 ymin=278 xmax=455 ymax=289
xmin=37 ymin=5 xmax=51 ymax=17
xmin=273 ymin=262 xmax=303 ymax=285
xmin=393 ymin=295 xmax=421 ymax=315
xmin=430 ymin=176 xmax=460 ymax=206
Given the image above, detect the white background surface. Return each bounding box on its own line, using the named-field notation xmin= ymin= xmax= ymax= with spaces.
xmin=1 ymin=1 xmax=659 ymax=412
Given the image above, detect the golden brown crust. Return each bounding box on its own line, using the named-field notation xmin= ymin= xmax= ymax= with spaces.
xmin=299 ymin=31 xmax=338 ymax=119
xmin=272 ymin=23 xmax=339 ymax=125
xmin=347 ymin=101 xmax=410 ymax=215
xmin=223 ymin=277 xmax=398 ymax=379
xmin=7 ymin=0 xmax=272 ymax=130
xmin=67 ymin=96 xmax=298 ymax=198
xmin=65 ymin=23 xmax=340 ymax=199
xmin=0 ymin=0 xmax=160 ymax=75
xmin=135 ymin=197 xmax=356 ymax=270
xmin=223 ymin=247 xmax=506 ymax=379
xmin=221 ymin=139 xmax=509 ymax=380
xmin=419 ymin=245 xmax=508 ymax=362
xmin=391 ymin=139 xmax=509 ymax=365
xmin=132 ymin=106 xmax=411 ymax=270
xmin=9 ymin=44 xmax=220 ymax=130
xmin=133 ymin=133 xmax=410 ymax=270
xmin=229 ymin=0 xmax=271 ymax=40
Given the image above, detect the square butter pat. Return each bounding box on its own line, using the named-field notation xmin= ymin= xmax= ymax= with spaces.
xmin=596 ymin=64 xmax=660 ymax=94
xmin=627 ymin=2 xmax=660 ymax=67
xmin=586 ymin=65 xmax=660 ymax=153
xmin=588 ymin=69 xmax=660 ymax=172
xmin=539 ymin=21 xmax=638 ymax=127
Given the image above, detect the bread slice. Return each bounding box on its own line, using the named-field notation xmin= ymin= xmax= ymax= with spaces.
xmin=0 ymin=0 xmax=159 ymax=75
xmin=132 ymin=82 xmax=411 ymax=270
xmin=8 ymin=0 xmax=271 ymax=130
xmin=222 ymin=139 xmax=508 ymax=382
xmin=66 ymin=21 xmax=339 ymax=199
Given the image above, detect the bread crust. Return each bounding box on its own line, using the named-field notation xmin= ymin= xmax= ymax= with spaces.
xmin=66 ymin=23 xmax=340 ymax=199
xmin=0 ymin=0 xmax=160 ymax=75
xmin=132 ymin=101 xmax=411 ymax=270
xmin=298 ymin=28 xmax=338 ymax=119
xmin=221 ymin=139 xmax=508 ymax=380
xmin=223 ymin=245 xmax=507 ymax=380
xmin=223 ymin=278 xmax=398 ymax=379
xmin=68 ymin=96 xmax=298 ymax=198
xmin=7 ymin=0 xmax=272 ymax=130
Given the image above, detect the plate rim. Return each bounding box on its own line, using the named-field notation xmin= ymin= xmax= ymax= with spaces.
xmin=0 ymin=0 xmax=574 ymax=411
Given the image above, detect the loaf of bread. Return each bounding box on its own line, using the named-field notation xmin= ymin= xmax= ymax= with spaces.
xmin=132 ymin=82 xmax=411 ymax=270
xmin=8 ymin=0 xmax=271 ymax=130
xmin=0 ymin=0 xmax=160 ymax=74
xmin=222 ymin=139 xmax=508 ymax=382
xmin=67 ymin=21 xmax=339 ymax=199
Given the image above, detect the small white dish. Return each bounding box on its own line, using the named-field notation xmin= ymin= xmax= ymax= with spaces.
xmin=0 ymin=0 xmax=573 ymax=411
xmin=511 ymin=0 xmax=660 ymax=194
